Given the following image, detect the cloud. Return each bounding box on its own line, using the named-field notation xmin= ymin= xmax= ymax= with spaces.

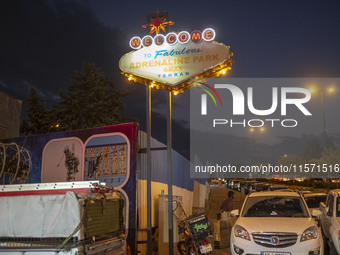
xmin=0 ymin=0 xmax=124 ymax=103
xmin=0 ymin=80 xmax=8 ymax=88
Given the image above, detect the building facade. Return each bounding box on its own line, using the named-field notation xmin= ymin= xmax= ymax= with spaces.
xmin=0 ymin=91 xmax=22 ymax=139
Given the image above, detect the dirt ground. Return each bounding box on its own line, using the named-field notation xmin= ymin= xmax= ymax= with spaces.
xmin=206 ymin=184 xmax=243 ymax=255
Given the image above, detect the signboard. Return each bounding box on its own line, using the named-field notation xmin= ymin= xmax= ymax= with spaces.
xmin=120 ymin=26 xmax=233 ymax=93
xmin=120 ymin=39 xmax=231 ymax=89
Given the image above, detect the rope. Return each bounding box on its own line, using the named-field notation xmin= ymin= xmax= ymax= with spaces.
xmin=57 ymin=199 xmax=90 ymax=252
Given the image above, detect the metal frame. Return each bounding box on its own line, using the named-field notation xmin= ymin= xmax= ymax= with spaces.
xmin=0 ymin=180 xmax=102 ymax=196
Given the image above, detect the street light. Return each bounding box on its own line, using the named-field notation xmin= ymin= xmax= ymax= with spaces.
xmin=308 ymin=85 xmax=335 ymax=148
xmin=249 ymin=127 xmax=266 ymax=133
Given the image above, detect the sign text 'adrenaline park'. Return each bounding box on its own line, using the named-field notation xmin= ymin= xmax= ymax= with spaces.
xmin=119 ymin=25 xmax=234 ymax=93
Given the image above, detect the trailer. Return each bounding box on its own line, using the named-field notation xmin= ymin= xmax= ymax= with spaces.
xmin=0 ymin=181 xmax=126 ymax=255
xmin=0 ymin=123 xmax=138 ymax=253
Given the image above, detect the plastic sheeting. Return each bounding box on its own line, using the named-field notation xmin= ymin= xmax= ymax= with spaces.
xmin=0 ymin=192 xmax=82 ymax=238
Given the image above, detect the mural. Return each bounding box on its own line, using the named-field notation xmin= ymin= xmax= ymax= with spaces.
xmin=0 ymin=123 xmax=138 ymax=253
xmin=0 ymin=142 xmax=32 ymax=184
xmin=42 ymin=138 xmax=83 ymax=183
xmin=84 ymin=133 xmax=129 ymax=187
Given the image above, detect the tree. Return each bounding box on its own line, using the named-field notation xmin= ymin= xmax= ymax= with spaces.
xmin=20 ymin=62 xmax=129 ymax=135
xmin=54 ymin=62 xmax=128 ymax=130
xmin=302 ymin=139 xmax=322 ymax=160
xmin=277 ymin=154 xmax=305 ymax=179
xmin=313 ymin=146 xmax=340 ymax=165
xmin=311 ymin=146 xmax=340 ymax=181
xmin=277 ymin=154 xmax=305 ymax=166
xmin=20 ymin=86 xmax=52 ymax=135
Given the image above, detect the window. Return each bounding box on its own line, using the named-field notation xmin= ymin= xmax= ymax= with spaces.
xmin=336 ymin=197 xmax=340 ymax=217
xmin=242 ymin=196 xmax=308 ymax=218
xmin=328 ymin=194 xmax=334 ymax=215
xmin=305 ymin=195 xmax=327 ymax=208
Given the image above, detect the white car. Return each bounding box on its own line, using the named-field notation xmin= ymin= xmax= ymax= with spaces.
xmin=303 ymin=193 xmax=327 ymax=216
xmin=230 ymin=191 xmax=323 ymax=255
xmin=319 ymin=189 xmax=340 ymax=254
xmin=267 ymin=184 xmax=287 ymax=191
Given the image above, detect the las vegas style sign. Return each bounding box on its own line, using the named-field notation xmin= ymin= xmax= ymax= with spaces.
xmin=119 ymin=28 xmax=234 ymax=93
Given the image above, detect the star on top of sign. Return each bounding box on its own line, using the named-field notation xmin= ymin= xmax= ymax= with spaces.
xmin=142 ymin=10 xmax=174 ymax=35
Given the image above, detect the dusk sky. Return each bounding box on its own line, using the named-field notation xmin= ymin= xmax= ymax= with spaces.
xmin=1 ymin=0 xmax=340 ymax=159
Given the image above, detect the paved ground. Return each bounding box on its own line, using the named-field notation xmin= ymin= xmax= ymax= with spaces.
xmin=206 ymin=184 xmax=244 ymax=255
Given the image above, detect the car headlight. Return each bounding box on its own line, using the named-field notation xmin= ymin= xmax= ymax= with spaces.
xmin=234 ymin=225 xmax=250 ymax=241
xmin=301 ymin=226 xmax=318 ymax=242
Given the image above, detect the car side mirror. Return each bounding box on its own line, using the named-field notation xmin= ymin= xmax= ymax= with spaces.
xmin=311 ymin=211 xmax=321 ymax=227
xmin=231 ymin=209 xmax=239 ymax=217
xmin=312 ymin=209 xmax=322 ymax=218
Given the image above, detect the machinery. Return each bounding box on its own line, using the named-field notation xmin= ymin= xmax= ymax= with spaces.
xmin=0 ymin=181 xmax=126 ymax=255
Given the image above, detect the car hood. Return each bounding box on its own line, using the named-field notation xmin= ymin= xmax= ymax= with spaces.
xmin=235 ymin=217 xmax=315 ymax=235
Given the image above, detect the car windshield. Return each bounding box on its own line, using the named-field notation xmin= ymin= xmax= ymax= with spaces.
xmin=304 ymin=195 xmax=327 ymax=209
xmin=242 ymin=196 xmax=308 ymax=218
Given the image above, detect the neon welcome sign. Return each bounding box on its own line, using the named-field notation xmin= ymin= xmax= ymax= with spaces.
xmin=129 ymin=29 xmax=216 ymax=49
xmin=119 ymin=14 xmax=233 ymax=94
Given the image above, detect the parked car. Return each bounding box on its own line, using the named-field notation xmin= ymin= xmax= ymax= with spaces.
xmin=297 ymin=190 xmax=312 ymax=195
xmin=237 ymin=181 xmax=247 ymax=192
xmin=273 ymin=188 xmax=295 ymax=192
xmin=244 ymin=181 xmax=258 ymax=195
xmin=267 ymin=184 xmax=287 ymax=191
xmin=230 ymin=191 xmax=323 ymax=255
xmin=319 ymin=189 xmax=340 ymax=254
xmin=254 ymin=182 xmax=271 ymax=192
xmin=231 ymin=180 xmax=241 ymax=191
xmin=303 ymin=193 xmax=327 ymax=215
xmin=211 ymin=179 xmax=219 ymax=185
xmin=224 ymin=179 xmax=232 ymax=188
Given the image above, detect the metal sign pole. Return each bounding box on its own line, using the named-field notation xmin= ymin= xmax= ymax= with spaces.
xmin=144 ymin=12 xmax=171 ymax=254
xmin=167 ymin=90 xmax=173 ymax=254
xmin=119 ymin=11 xmax=233 ymax=255
xmin=146 ymin=85 xmax=152 ymax=254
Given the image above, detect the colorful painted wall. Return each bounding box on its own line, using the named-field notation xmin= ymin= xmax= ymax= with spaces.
xmin=0 ymin=123 xmax=138 ymax=253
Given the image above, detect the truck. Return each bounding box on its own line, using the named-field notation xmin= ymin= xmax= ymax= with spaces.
xmin=319 ymin=189 xmax=340 ymax=254
xmin=0 ymin=181 xmax=126 ymax=255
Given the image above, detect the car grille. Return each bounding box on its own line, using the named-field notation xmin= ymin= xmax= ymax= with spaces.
xmin=252 ymin=232 xmax=298 ymax=248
